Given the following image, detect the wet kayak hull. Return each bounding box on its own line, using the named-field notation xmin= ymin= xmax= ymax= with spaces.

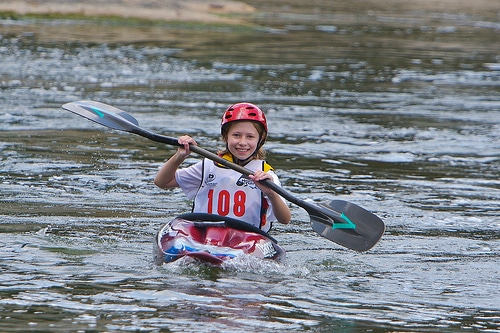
xmin=154 ymin=213 xmax=285 ymax=265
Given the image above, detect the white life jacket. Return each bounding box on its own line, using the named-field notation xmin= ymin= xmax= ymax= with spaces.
xmin=176 ymin=157 xmax=279 ymax=232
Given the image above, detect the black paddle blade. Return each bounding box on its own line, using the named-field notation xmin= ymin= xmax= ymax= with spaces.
xmin=310 ymin=200 xmax=385 ymax=252
xmin=62 ymin=100 xmax=140 ymax=131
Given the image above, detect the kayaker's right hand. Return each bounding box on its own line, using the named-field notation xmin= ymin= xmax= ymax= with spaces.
xmin=177 ymin=135 xmax=197 ymax=157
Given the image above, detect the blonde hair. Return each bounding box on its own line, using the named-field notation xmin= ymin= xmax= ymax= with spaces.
xmin=218 ymin=121 xmax=267 ymax=160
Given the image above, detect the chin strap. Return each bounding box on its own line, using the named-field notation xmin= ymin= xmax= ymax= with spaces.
xmin=220 ymin=150 xmax=255 ymax=167
xmin=234 ymin=155 xmax=254 ymax=166
xmin=223 ymin=146 xmax=255 ymax=166
xmin=216 ymin=152 xmax=274 ymax=172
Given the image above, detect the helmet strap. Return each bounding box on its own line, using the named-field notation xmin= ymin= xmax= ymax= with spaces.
xmin=226 ymin=142 xmax=259 ymax=166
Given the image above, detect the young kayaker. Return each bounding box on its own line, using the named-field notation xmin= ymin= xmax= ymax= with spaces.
xmin=154 ymin=102 xmax=291 ymax=232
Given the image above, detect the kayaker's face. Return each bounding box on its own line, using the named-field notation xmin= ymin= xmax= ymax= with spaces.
xmin=225 ymin=121 xmax=260 ymax=161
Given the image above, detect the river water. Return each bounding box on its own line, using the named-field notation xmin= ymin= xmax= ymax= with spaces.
xmin=1 ymin=3 xmax=499 ymax=332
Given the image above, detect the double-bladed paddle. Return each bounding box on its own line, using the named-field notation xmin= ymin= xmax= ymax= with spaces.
xmin=62 ymin=100 xmax=385 ymax=251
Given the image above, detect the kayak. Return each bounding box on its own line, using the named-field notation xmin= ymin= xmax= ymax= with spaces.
xmin=154 ymin=213 xmax=285 ymax=265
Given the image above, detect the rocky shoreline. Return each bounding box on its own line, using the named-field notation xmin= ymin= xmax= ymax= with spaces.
xmin=1 ymin=0 xmax=498 ymax=24
xmin=0 ymin=0 xmax=256 ymax=24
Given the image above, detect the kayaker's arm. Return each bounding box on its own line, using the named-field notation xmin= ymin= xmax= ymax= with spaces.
xmin=154 ymin=151 xmax=185 ymax=188
xmin=250 ymin=171 xmax=291 ymax=225
xmin=154 ymin=135 xmax=195 ymax=189
xmin=266 ymin=191 xmax=291 ymax=225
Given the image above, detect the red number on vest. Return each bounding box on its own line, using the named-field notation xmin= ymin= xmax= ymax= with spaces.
xmin=207 ymin=189 xmax=246 ymax=217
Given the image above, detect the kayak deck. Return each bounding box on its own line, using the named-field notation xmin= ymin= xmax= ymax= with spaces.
xmin=154 ymin=213 xmax=285 ymax=265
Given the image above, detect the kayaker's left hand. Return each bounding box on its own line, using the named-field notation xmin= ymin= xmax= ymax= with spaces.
xmin=250 ymin=170 xmax=292 ymax=225
xmin=249 ymin=170 xmax=274 ymax=195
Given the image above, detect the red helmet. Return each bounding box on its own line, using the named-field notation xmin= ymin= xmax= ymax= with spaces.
xmin=221 ymin=102 xmax=268 ymax=133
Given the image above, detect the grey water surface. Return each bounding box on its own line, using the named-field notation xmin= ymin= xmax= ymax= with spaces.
xmin=1 ymin=6 xmax=499 ymax=333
